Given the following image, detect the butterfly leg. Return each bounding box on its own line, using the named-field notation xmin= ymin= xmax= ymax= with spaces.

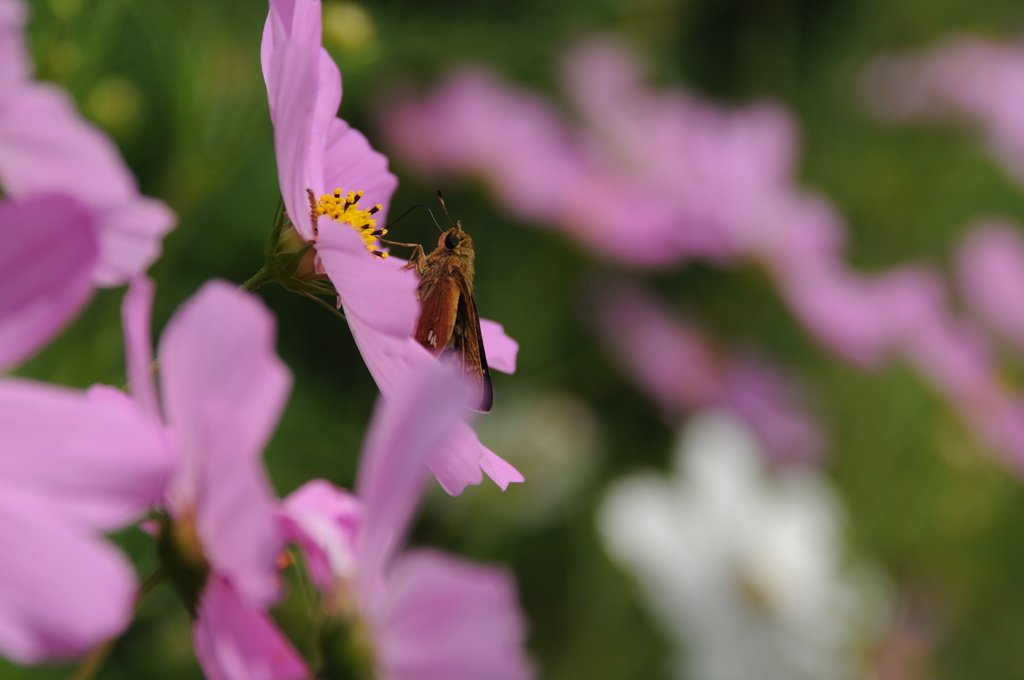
xmin=379 ymin=239 xmax=427 ymax=275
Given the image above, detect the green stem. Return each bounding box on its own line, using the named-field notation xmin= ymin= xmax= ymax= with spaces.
xmin=69 ymin=570 xmax=164 ymax=680
xmin=241 ymin=266 xmax=274 ymax=293
xmin=300 ymin=291 xmax=348 ymax=321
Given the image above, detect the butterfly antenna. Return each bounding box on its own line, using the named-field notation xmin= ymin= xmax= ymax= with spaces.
xmin=436 ymin=189 xmax=457 ymax=228
xmin=384 ymin=203 xmax=444 ymax=233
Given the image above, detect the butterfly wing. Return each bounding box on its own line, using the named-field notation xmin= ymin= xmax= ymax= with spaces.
xmin=414 ymin=269 xmax=493 ymax=412
xmin=451 ymin=271 xmax=493 ymax=413
xmin=415 ymin=273 xmax=459 ymax=354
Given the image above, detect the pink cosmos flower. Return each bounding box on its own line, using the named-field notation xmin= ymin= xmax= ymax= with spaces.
xmin=261 ymin=0 xmax=522 ymax=494
xmin=596 ymin=284 xmax=824 ymax=467
xmin=559 ymin=40 xmax=801 ymax=264
xmin=0 ymin=0 xmax=174 ymax=368
xmin=282 ymin=361 xmax=533 ymax=680
xmin=864 ymin=36 xmax=1024 ymax=186
xmin=0 ymin=378 xmax=172 ymax=663
xmin=123 ymin=279 xmax=306 ymax=680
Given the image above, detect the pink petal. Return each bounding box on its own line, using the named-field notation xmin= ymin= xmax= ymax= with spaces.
xmin=374 ymin=549 xmax=532 ymax=680
xmin=90 ymin=196 xmax=175 ymax=287
xmin=280 ymin=479 xmax=362 ymax=589
xmin=0 ymin=378 xmax=170 ymax=530
xmin=594 ymin=284 xmax=823 ymax=466
xmin=721 ymin=358 xmax=824 ymax=467
xmin=347 ymin=330 xmax=433 ymax=403
xmin=0 ymin=194 xmax=97 ymax=370
xmin=0 ymin=83 xmax=173 ymax=285
xmin=304 ymin=50 xmax=342 ymax=200
xmin=479 ymin=318 xmax=518 ymax=374
xmin=888 ymin=268 xmax=997 ymax=403
xmin=315 ymin=219 xmax=420 ymax=340
xmin=322 ymin=117 xmax=399 ymax=226
xmin=864 ymin=38 xmax=1024 ymax=186
xmin=260 ymin=0 xmax=325 ymax=102
xmin=430 ymin=422 xmax=528 ymax=495
xmin=356 ymin=362 xmax=474 ymax=598
xmin=158 ymin=281 xmax=291 ymax=606
xmin=956 ymin=220 xmax=1024 ymax=351
xmin=194 ymin=576 xmax=308 ymax=680
xmin=267 ymin=32 xmax=319 ymax=241
xmin=263 ymin=3 xmax=346 ymax=240
xmin=557 ymin=40 xmax=799 ymax=263
xmin=380 ymin=44 xmax=802 ymax=267
xmin=121 ymin=276 xmax=160 ymax=419
xmin=0 ymin=491 xmax=137 ymax=664
xmin=476 ymin=442 xmax=526 ymax=491
xmin=0 ymin=0 xmax=29 ymax=93
xmin=777 ymin=264 xmax=899 ymax=367
xmin=595 ymin=284 xmax=724 ymax=415
xmin=340 ymin=325 xmax=523 ymax=495
xmin=379 ymin=70 xmax=585 ymax=223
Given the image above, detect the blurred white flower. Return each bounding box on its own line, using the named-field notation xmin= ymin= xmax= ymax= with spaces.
xmin=599 ymin=411 xmax=887 ymax=680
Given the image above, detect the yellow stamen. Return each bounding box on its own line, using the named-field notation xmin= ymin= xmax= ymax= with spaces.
xmin=315 ymin=188 xmax=387 ymax=256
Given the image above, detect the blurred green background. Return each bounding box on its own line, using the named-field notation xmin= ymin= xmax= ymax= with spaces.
xmin=9 ymin=0 xmax=1024 ymax=678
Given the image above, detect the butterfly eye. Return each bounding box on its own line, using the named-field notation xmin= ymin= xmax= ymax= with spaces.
xmin=444 ymin=233 xmax=460 ymax=249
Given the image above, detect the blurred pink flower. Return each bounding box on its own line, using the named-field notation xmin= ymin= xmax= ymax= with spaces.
xmin=378 ymin=39 xmax=906 ymax=367
xmin=0 ymin=0 xmax=174 ymax=368
xmin=883 ymin=266 xmax=1024 ymax=468
xmin=864 ymin=36 xmax=1024 ymax=185
xmin=775 ymin=257 xmax=935 ymax=368
xmin=379 ymin=37 xmax=942 ymax=368
xmin=596 ymin=284 xmax=824 ymax=466
xmin=0 ymin=379 xmax=172 ymax=662
xmin=776 ymin=254 xmax=1024 ymax=471
xmin=262 ymin=0 xmax=522 ymax=494
xmin=559 ymin=40 xmax=801 ymax=263
xmin=382 ymin=69 xmax=588 ymax=226
xmin=123 ymin=279 xmax=306 ymax=680
xmin=380 ymin=39 xmax=805 ymax=267
xmin=0 ymin=0 xmax=174 ymax=285
xmin=384 ymin=35 xmax=1024 ymax=474
xmin=193 ymin=577 xmax=308 ymax=680
xmin=0 ymin=195 xmax=98 ymax=370
xmin=282 ymin=362 xmax=533 ymax=680
xmin=955 ymin=219 xmax=1024 ymax=353
xmin=721 ymin=358 xmax=825 ymax=469
xmin=0 ymin=83 xmax=176 ymax=285
xmin=0 ymin=0 xmax=28 ymax=91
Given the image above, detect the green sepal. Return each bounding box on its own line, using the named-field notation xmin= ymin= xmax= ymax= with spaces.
xmin=316 ymin=618 xmax=376 ymax=680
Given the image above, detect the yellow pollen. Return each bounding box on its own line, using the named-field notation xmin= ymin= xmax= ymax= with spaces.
xmin=316 ymin=189 xmax=387 ymax=256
